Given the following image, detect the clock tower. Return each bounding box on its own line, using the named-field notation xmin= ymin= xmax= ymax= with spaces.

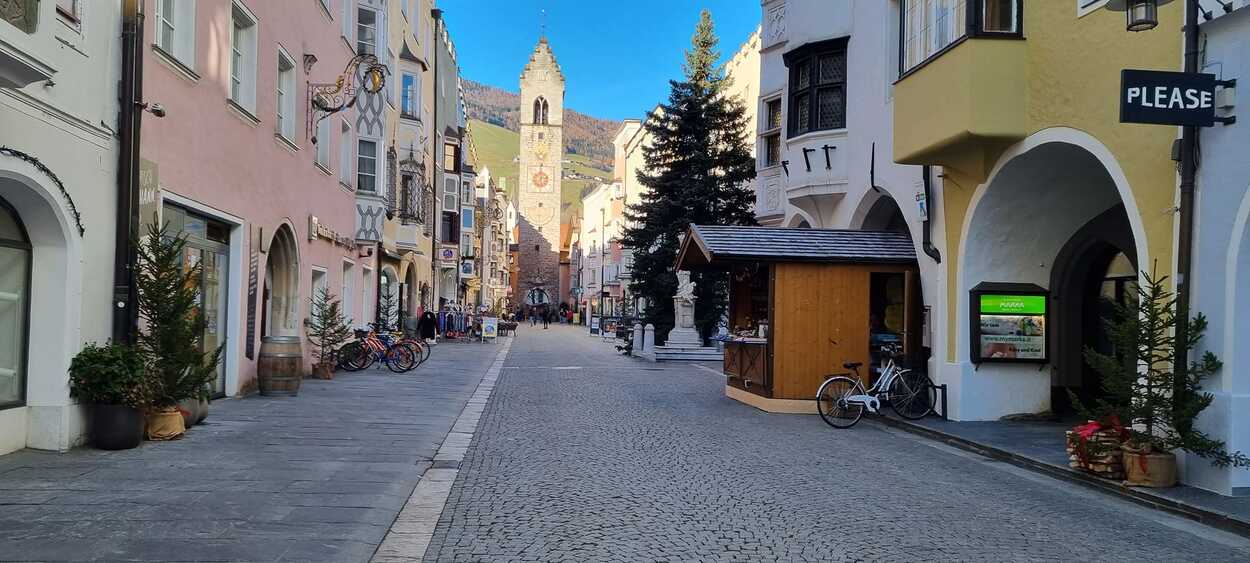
xmin=517 ymin=37 xmax=564 ymax=309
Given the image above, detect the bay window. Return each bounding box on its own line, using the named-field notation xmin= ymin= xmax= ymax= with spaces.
xmin=761 ymin=98 xmax=782 ymax=167
xmin=357 ymin=8 xmax=377 ymax=56
xmin=358 ymin=140 xmax=378 ymax=192
xmin=900 ymin=0 xmax=1023 ymax=75
xmin=784 ymin=38 xmax=847 ymax=136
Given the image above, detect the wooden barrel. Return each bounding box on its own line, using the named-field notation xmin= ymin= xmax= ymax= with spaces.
xmin=258 ymin=336 xmax=304 ymax=397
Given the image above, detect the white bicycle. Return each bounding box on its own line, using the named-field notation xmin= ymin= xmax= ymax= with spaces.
xmin=816 ymin=344 xmax=936 ymax=429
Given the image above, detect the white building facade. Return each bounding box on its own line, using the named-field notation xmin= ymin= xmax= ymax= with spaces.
xmin=754 ymin=0 xmax=947 ymax=385
xmin=0 ymin=1 xmax=122 ymax=454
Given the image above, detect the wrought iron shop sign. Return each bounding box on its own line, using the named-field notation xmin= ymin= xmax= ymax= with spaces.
xmin=1120 ymin=69 xmax=1234 ymax=127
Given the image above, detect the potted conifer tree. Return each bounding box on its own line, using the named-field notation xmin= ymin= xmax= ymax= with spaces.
xmin=1074 ymin=267 xmax=1249 ymax=487
xmin=307 ymin=285 xmax=351 ymax=380
xmin=136 ymin=218 xmax=222 ymax=440
xmin=68 ymin=343 xmax=148 ymax=450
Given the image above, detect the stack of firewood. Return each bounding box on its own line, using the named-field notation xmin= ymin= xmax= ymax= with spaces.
xmin=1066 ymin=429 xmax=1125 ymax=480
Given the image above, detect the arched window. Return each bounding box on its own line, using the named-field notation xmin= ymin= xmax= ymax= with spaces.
xmin=0 ymin=196 xmax=31 ymax=408
xmin=541 ymin=99 xmax=549 ymax=124
xmin=533 ymin=97 xmax=545 ymax=124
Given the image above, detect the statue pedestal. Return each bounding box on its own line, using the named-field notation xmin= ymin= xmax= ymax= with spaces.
xmin=643 ymin=297 xmax=722 ymax=362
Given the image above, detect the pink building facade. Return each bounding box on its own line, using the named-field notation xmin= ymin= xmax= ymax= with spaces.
xmin=140 ymin=0 xmax=378 ymax=396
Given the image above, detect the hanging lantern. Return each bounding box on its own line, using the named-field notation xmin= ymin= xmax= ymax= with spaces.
xmin=1105 ymin=0 xmax=1176 ymax=32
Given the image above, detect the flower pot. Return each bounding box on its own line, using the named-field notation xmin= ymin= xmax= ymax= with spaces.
xmin=145 ymin=407 xmax=186 ymax=441
xmin=89 ymin=404 xmax=144 ymax=450
xmin=312 ymin=362 xmax=334 ymax=380
xmin=177 ymin=399 xmax=198 ymax=427
xmin=196 ymin=398 xmax=209 ymax=425
xmin=1122 ymin=446 xmax=1177 ymax=488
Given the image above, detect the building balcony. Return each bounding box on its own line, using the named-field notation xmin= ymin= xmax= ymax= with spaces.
xmin=894 ymin=24 xmax=1027 ymax=172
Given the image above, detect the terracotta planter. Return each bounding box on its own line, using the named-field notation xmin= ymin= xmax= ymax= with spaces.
xmin=89 ymin=405 xmax=144 ymax=450
xmin=145 ymin=408 xmax=186 ymax=441
xmin=312 ymin=362 xmax=334 ymax=380
xmin=1122 ymin=446 xmax=1177 ymax=488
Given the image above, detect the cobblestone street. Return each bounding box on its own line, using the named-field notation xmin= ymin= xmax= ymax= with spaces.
xmin=0 ymin=341 xmax=501 ymax=562
xmin=423 ymin=325 xmax=1250 ymax=562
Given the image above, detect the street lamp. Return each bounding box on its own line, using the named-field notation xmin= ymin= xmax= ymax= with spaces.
xmin=1106 ymin=0 xmax=1172 ymax=32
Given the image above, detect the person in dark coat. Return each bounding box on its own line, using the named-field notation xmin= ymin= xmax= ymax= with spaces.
xmin=418 ymin=309 xmax=438 ymax=340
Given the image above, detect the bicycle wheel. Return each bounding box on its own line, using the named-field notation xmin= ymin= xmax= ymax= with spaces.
xmin=888 ymin=370 xmax=936 ymax=420
xmin=405 ymin=340 xmax=428 ymax=366
xmin=385 ymin=344 xmax=418 ymax=373
xmin=338 ymin=342 xmax=366 ymax=372
xmin=352 ymin=342 xmax=379 ymax=371
xmin=816 ymin=376 xmax=864 ymax=429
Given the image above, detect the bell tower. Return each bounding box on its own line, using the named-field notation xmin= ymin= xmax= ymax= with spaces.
xmin=517 ymin=37 xmax=564 ymax=309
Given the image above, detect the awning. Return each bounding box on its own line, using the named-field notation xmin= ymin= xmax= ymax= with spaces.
xmin=676 ymin=224 xmax=917 ymax=270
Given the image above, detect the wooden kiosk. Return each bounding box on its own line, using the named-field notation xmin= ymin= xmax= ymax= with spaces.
xmin=676 ymin=225 xmax=923 ymax=413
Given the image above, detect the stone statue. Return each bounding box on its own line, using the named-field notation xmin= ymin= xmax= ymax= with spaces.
xmin=675 ymin=271 xmax=696 ymax=303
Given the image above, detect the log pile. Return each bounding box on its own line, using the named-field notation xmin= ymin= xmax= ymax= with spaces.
xmin=1066 ymin=429 xmax=1125 ymax=480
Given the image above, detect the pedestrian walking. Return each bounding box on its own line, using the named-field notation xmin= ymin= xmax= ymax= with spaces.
xmin=543 ymin=309 xmax=550 ymax=329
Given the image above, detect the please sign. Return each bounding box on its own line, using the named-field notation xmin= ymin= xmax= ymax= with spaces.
xmin=1121 ymin=69 xmax=1218 ymax=127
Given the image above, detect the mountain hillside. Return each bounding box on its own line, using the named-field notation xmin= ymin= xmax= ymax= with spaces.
xmin=462 ymin=79 xmax=620 ymax=168
xmin=467 ymin=119 xmax=611 ymax=218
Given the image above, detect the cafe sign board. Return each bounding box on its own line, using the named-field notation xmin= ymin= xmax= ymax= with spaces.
xmin=970 ymin=282 xmax=1048 ymax=364
xmin=1120 ymin=69 xmax=1218 ymax=127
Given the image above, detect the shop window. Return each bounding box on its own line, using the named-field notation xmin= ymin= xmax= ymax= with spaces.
xmin=785 ymin=40 xmax=847 ymax=136
xmin=0 ymin=198 xmax=30 ymax=409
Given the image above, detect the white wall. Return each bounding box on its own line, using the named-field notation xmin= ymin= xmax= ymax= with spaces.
xmin=756 ymin=0 xmax=948 ymax=392
xmin=0 ymin=1 xmax=121 ymax=453
xmin=1186 ymin=8 xmax=1250 ymax=496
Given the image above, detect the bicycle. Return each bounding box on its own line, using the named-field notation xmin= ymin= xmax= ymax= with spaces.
xmin=815 ymin=344 xmax=936 ymax=429
xmin=340 ymin=327 xmax=419 ymax=373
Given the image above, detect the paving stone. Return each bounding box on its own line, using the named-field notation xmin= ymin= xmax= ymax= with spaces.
xmin=0 ymin=341 xmax=502 ymax=562
xmin=422 ymin=325 xmax=1250 ymax=562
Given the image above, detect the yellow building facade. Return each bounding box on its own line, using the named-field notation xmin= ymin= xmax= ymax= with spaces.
xmin=894 ymin=1 xmax=1181 ymax=419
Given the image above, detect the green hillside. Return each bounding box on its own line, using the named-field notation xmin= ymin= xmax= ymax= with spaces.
xmin=467 ymin=118 xmax=612 ymax=216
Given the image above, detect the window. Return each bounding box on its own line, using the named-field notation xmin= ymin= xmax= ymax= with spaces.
xmin=56 ymin=0 xmax=80 ymax=22
xmin=276 ymin=50 xmax=296 ymax=140
xmin=900 ymin=0 xmax=1021 ymax=74
xmin=357 ymin=8 xmax=377 ymax=55
xmin=230 ymin=4 xmax=258 ymax=111
xmin=441 ymin=211 xmax=459 ymax=243
xmin=342 ymin=262 xmax=355 ymax=324
xmin=443 ymin=142 xmax=459 ymax=173
xmin=532 ymin=97 xmax=549 ymax=124
xmin=785 ymin=40 xmax=847 ymax=136
xmin=0 ymin=197 xmax=30 ymax=409
xmin=316 ymin=118 xmax=331 ymax=168
xmin=318 ymin=0 xmax=331 ymax=17
xmin=341 ymin=0 xmax=352 ymax=39
xmin=761 ymin=98 xmax=782 ymax=167
xmin=443 ymin=177 xmax=458 ymax=211
xmin=339 ymin=121 xmax=352 ymax=185
xmin=311 ymin=269 xmax=328 ymax=312
xmin=357 ymin=140 xmax=377 ymax=192
xmin=155 ymin=0 xmax=196 ymax=68
xmin=401 ymin=74 xmax=417 ymax=117
xmin=982 ymin=0 xmax=1018 ymax=32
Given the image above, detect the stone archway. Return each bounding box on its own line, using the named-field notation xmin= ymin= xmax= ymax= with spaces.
xmin=958 ymin=133 xmax=1145 ymax=419
xmin=0 ymin=166 xmax=81 ymax=453
xmin=263 ymin=224 xmax=300 ymax=337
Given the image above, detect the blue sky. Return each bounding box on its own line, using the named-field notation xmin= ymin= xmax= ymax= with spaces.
xmin=437 ymin=0 xmax=760 ymax=122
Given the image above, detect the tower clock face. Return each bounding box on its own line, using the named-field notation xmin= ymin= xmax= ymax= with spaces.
xmin=532 ymin=171 xmax=549 ymax=188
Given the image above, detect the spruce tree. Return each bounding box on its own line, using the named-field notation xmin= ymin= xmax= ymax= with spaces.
xmin=622 ymin=10 xmax=757 ymax=343
xmin=308 ymin=286 xmax=352 ymax=367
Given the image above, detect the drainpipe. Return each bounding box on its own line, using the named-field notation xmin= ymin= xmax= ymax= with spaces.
xmin=921 ymin=165 xmax=942 ymax=264
xmin=112 ymin=0 xmax=145 ymax=344
xmin=1173 ymin=0 xmax=1201 ymax=423
xmin=430 ymin=8 xmax=443 ymax=311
